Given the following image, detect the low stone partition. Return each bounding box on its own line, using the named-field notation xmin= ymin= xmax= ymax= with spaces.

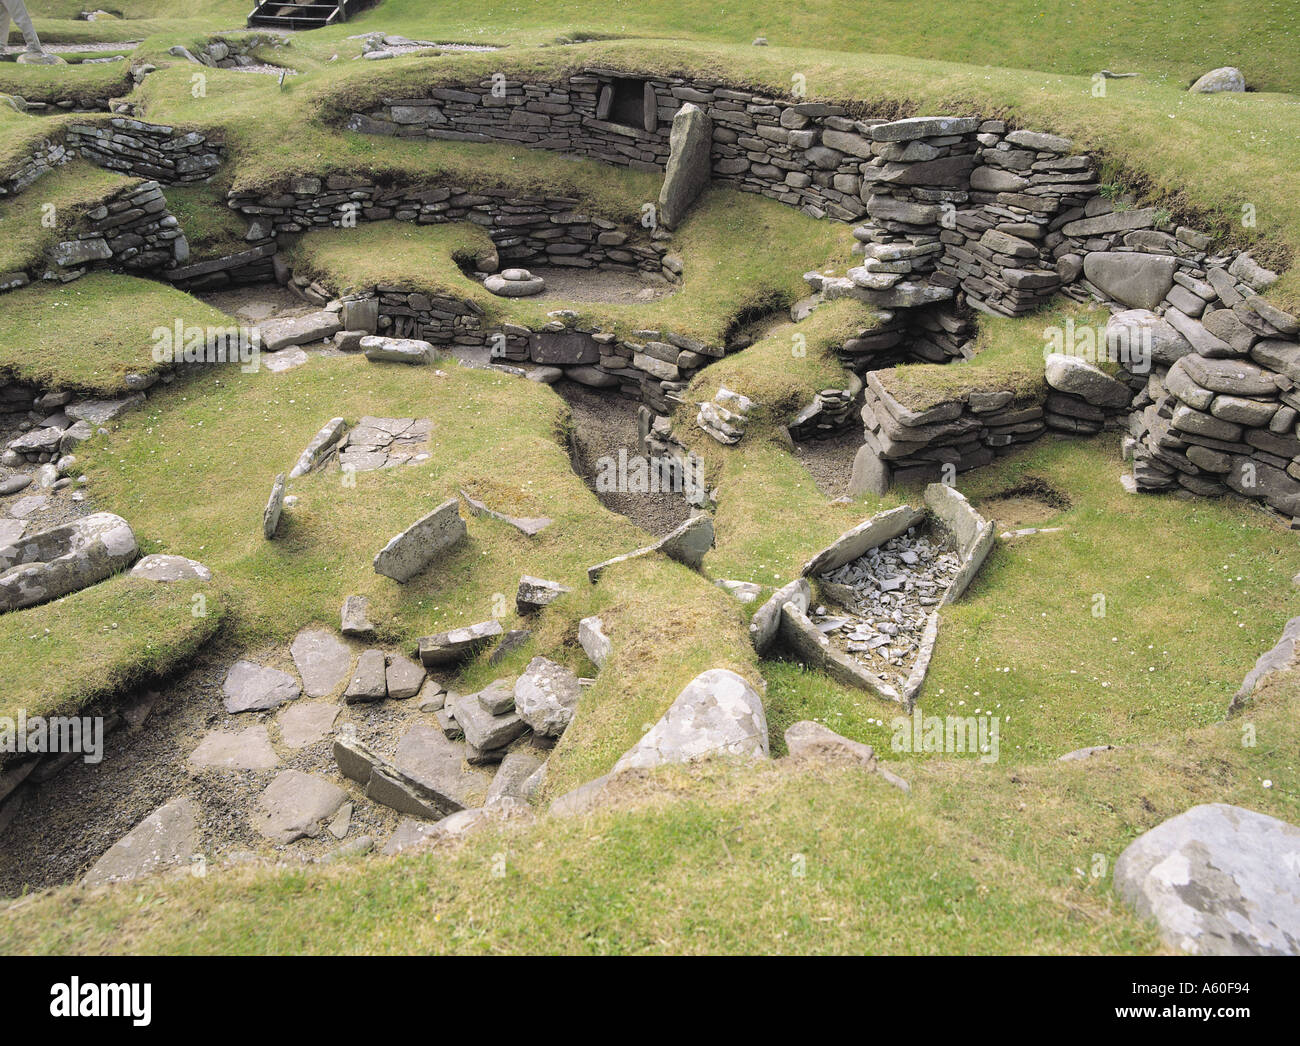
xmin=64 ymin=118 xmax=224 ymax=185
xmin=750 ymin=489 xmax=993 ymax=708
xmin=0 ymin=138 xmax=69 ymax=198
xmin=227 ymin=179 xmax=666 ymax=278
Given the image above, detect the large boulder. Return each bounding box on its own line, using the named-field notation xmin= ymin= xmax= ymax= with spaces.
xmin=1114 ymin=804 xmax=1300 ymax=955
xmin=658 ymin=102 xmax=713 ymax=229
xmin=1106 ymin=309 xmax=1192 ymax=367
xmin=0 ymin=512 xmax=137 ymax=613
xmin=1043 ymin=353 xmax=1133 ymax=409
xmin=1083 ymin=252 xmax=1177 ymax=311
xmin=513 ymin=656 xmax=582 ymax=737
xmin=1189 ymin=67 xmax=1246 ymax=93
xmin=373 ymin=497 xmax=466 ymax=582
xmin=612 ymin=668 xmax=768 ymax=773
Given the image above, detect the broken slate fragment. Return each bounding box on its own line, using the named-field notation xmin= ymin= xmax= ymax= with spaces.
xmin=416 ymin=618 xmax=503 ymax=667
xmin=516 ymin=575 xmax=571 ymax=613
xmin=385 ymin=653 xmax=426 ymax=700
xmin=263 ymin=473 xmax=286 ymax=539
xmin=344 ymin=648 xmax=388 ymax=703
xmin=340 ymin=594 xmax=376 ymax=637
xmin=252 ymin=770 xmax=347 ymax=845
xmin=513 ymin=656 xmax=581 ymax=737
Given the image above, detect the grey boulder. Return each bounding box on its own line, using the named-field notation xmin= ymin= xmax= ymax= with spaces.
xmin=513 ymin=656 xmax=582 ymax=737
xmin=0 ymin=512 xmax=138 ymax=614
xmin=1114 ymin=804 xmax=1300 ymax=955
xmin=373 ymin=497 xmax=466 ymax=582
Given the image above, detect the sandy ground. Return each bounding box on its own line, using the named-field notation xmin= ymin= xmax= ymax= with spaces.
xmin=793 ymin=427 xmax=862 ymax=500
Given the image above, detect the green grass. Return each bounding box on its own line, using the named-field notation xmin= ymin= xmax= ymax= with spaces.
xmin=285 ymin=189 xmax=853 ymax=344
xmin=160 ymin=181 xmax=249 ymax=258
xmin=0 ymin=272 xmax=236 ymax=393
xmin=882 ymin=302 xmax=1112 ymax=411
xmin=0 ymin=575 xmax=223 ymax=725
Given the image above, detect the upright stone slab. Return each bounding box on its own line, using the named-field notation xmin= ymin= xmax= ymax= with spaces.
xmin=373 ymin=498 xmax=466 ymax=582
xmin=658 ymin=103 xmax=713 ymax=229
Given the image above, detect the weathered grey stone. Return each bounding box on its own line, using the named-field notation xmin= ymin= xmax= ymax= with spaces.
xmin=385 ymin=653 xmax=426 ymax=700
xmin=417 ymin=618 xmax=503 ymax=667
xmin=252 ymin=770 xmax=347 ymax=844
xmin=750 ymin=577 xmax=811 ymax=656
xmin=779 ymin=601 xmax=903 ymax=705
xmin=290 ymin=628 xmax=354 ymax=698
xmin=129 ymin=553 xmax=211 ymax=582
xmin=188 ymin=726 xmax=278 ymax=771
xmin=870 ymin=116 xmax=979 ymax=141
xmin=785 ymin=720 xmax=877 ymax=768
xmin=1180 ymin=355 xmax=1278 ymax=396
xmin=514 ymin=656 xmax=581 ymax=737
xmin=1058 ymin=744 xmax=1117 ymax=762
xmin=1229 ymin=616 xmax=1300 ymax=713
xmin=1107 ymin=309 xmax=1191 ymax=367
xmin=486 ymin=751 xmax=544 ymax=805
xmin=1082 ymin=252 xmax=1177 ymax=311
xmin=1005 ymin=128 xmax=1073 ymax=152
xmin=516 ymin=575 xmax=571 ymax=613
xmin=83 ymin=797 xmax=200 ymax=887
xmin=454 ymin=690 xmax=529 ymax=751
xmin=278 ymin=700 xmax=338 ymax=748
xmin=801 ymin=505 xmax=925 ymax=576
xmin=361 ymin=335 xmax=433 ymax=364
xmin=390 ymin=722 xmax=487 ymax=813
xmin=1114 ymin=804 xmax=1300 ymax=954
xmin=0 ymin=512 xmax=138 ymax=614
xmin=344 ymin=648 xmax=388 ymax=703
xmin=659 ymin=104 xmax=713 ymax=229
xmin=289 ymin=417 xmax=347 ymax=478
xmin=258 ymin=311 xmax=342 ymax=352
xmin=373 ymin=497 xmax=466 ymax=582
xmin=612 ymin=668 xmax=768 ymax=772
xmin=1044 ymin=353 xmax=1132 ymax=408
xmin=849 ymin=445 xmax=890 ymax=497
xmin=460 ymin=488 xmax=552 ymax=536
xmin=578 ymin=615 xmax=611 ymax=668
xmin=65 ymin=394 xmax=145 ymax=426
xmin=222 ymin=660 xmax=301 ymax=713
xmin=485 ymin=272 xmax=545 ymax=297
xmin=340 ymin=594 xmax=375 ymax=637
xmin=263 ymin=473 xmax=286 ymax=539
xmin=1189 ymin=67 xmax=1246 ymax=93
xmin=587 ymin=513 xmax=714 ymax=581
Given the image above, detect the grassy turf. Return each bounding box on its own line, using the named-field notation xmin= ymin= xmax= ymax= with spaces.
xmin=283 ymin=189 xmax=853 ymax=344
xmin=0 ymin=272 xmax=235 ymax=393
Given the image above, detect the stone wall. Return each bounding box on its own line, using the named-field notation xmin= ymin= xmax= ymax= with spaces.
xmin=64 ymin=118 xmax=224 ymax=185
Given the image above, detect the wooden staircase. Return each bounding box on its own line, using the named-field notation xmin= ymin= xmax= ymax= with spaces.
xmin=247 ymin=1 xmax=368 ymax=31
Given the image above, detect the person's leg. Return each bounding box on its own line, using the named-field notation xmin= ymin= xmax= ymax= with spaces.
xmin=0 ymin=4 xmax=12 ymax=56
xmin=2 ymin=0 xmax=44 ymax=54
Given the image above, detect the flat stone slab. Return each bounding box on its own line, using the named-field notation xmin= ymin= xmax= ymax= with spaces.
xmin=802 ymin=505 xmax=925 ymax=576
xmin=386 ymin=653 xmax=426 ymax=700
xmin=373 ymin=497 xmax=466 ymax=582
xmin=0 ymin=520 xmax=26 ymax=546
xmin=264 ymin=347 xmax=309 ymax=373
xmin=514 ymin=656 xmax=581 ymax=737
xmin=391 ymin=722 xmax=490 ymax=811
xmin=83 ymin=797 xmax=200 ymax=887
xmin=188 ymin=726 xmax=278 ymax=771
xmin=129 ymin=553 xmax=212 ymax=582
xmin=289 ymin=628 xmax=354 ymax=698
xmin=1114 ymin=803 xmax=1300 ymax=955
xmin=486 ymin=751 xmax=544 ymax=805
xmin=785 ymin=720 xmax=877 ymax=768
xmin=65 ymin=393 xmax=145 ymax=426
xmin=361 ymin=336 xmax=434 ymax=364
xmin=258 ymin=311 xmax=342 ymax=352
xmin=278 ymin=700 xmax=339 ymax=749
xmin=344 ymin=648 xmax=388 ymax=703
xmin=252 ymin=769 xmax=346 ymax=844
xmin=8 ymin=495 xmax=48 ymax=520
xmin=417 ymin=618 xmax=503 ymax=667
xmin=341 ymin=416 xmax=431 ymax=471
xmin=222 ymin=660 xmax=302 ymax=713
xmin=340 ymin=593 xmax=375 ymax=637
xmin=612 ymin=668 xmax=769 ymax=773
